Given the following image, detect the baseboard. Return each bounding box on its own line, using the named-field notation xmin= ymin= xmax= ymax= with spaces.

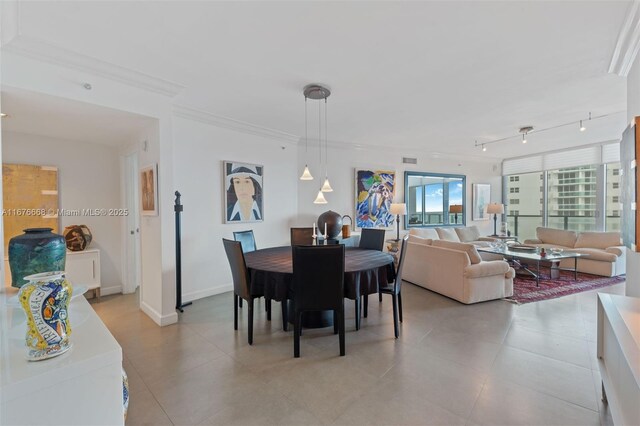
xmin=100 ymin=285 xmax=122 ymax=296
xmin=182 ymin=283 xmax=232 ymax=303
xmin=140 ymin=301 xmax=178 ymax=326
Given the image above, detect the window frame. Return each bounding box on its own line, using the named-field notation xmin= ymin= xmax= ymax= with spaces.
xmin=404 ymin=171 xmax=466 ymax=228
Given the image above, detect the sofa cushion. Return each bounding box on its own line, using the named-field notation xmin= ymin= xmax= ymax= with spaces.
xmin=436 ymin=227 xmax=461 ymax=242
xmin=536 ymin=227 xmax=578 ymax=248
xmin=407 ymin=234 xmax=432 ymax=246
xmin=575 ymin=232 xmax=622 ymax=250
xmin=570 ymin=248 xmax=618 ymax=262
xmin=455 ymin=226 xmax=481 ymax=243
xmin=409 ymin=228 xmax=439 ymax=239
xmin=432 ymin=239 xmax=482 ymax=264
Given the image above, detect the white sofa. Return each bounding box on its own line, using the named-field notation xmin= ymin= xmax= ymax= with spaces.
xmin=403 ymin=235 xmax=515 ymax=304
xmin=523 ymin=227 xmax=625 ymax=277
xmin=409 ymin=225 xmax=496 ymax=247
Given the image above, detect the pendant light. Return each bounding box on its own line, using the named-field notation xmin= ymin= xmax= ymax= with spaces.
xmin=321 ymin=98 xmax=333 ymax=192
xmin=314 ymin=189 xmax=328 ymax=204
xmin=299 ymin=97 xmax=314 ymax=180
xmin=303 ymin=84 xmax=332 ymax=203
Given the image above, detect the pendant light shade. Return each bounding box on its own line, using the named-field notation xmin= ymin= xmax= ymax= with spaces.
xmin=300 ymin=165 xmax=313 ymax=180
xmin=313 ymin=189 xmax=328 ymax=204
xmin=321 ymin=177 xmax=333 ymax=192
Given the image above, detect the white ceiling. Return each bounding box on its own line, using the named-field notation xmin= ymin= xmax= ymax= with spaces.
xmin=4 ymin=1 xmax=632 ymax=159
xmin=1 ymin=87 xmax=155 ymax=146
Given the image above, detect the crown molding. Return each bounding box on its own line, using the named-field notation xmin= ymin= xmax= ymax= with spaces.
xmin=3 ymin=35 xmax=186 ymax=97
xmin=609 ymin=0 xmax=640 ymax=77
xmin=172 ymin=104 xmax=300 ymax=144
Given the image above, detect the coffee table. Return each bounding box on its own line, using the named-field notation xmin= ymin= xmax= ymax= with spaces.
xmin=477 ymin=246 xmax=588 ymax=286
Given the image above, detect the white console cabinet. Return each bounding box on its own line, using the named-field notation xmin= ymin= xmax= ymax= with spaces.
xmin=4 ymin=249 xmax=101 ymax=301
xmin=597 ymin=293 xmax=640 ymax=426
xmin=65 ymin=249 xmax=101 ymax=302
xmin=0 ymin=290 xmax=124 ymax=425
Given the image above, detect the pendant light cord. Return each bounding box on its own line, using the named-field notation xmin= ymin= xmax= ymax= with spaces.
xmin=304 ymin=97 xmax=308 ymax=154
xmin=325 ymin=98 xmax=328 ymax=177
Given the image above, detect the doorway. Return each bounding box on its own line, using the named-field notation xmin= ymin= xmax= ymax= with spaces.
xmin=123 ymin=151 xmax=141 ymax=294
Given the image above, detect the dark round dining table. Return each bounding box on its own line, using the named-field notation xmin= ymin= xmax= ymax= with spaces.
xmin=244 ymin=246 xmax=395 ymax=325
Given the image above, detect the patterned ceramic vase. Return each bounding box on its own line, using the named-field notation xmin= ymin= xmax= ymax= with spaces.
xmin=9 ymin=228 xmax=66 ymax=288
xmin=18 ymin=271 xmax=73 ymax=361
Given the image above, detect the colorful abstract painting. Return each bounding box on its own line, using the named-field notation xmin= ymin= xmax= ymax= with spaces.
xmin=355 ymin=169 xmax=396 ymax=229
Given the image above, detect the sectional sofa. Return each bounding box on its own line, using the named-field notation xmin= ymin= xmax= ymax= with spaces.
xmin=523 ymin=227 xmax=625 ymax=277
xmin=403 ymin=231 xmax=515 ymax=304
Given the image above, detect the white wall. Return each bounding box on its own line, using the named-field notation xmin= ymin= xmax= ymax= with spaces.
xmin=2 ymin=131 xmax=123 ymax=291
xmin=626 ymin=56 xmax=640 ymax=298
xmin=2 ymin=51 xmax=177 ymax=325
xmin=173 ymin=117 xmax=298 ymax=301
xmin=297 ymin=144 xmax=502 ymax=238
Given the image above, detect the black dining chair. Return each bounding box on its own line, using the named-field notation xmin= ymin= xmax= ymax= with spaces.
xmin=357 ymin=228 xmax=386 ymax=322
xmin=223 ymin=238 xmax=264 ymax=345
xmin=359 ymin=228 xmax=386 ymax=251
xmin=379 ymin=235 xmax=408 ymax=338
xmin=232 ymin=230 xmax=269 ymax=313
xmin=292 ymin=244 xmax=345 ymax=358
xmin=290 ymin=227 xmax=314 ymax=246
xmin=233 ymin=230 xmax=257 ymax=253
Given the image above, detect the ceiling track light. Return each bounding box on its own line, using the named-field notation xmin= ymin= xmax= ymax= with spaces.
xmin=474 ymin=110 xmax=619 ymax=151
xmin=0 ymin=113 xmax=7 ymax=118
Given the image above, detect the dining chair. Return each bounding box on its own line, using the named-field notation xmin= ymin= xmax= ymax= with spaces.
xmin=223 ymin=238 xmax=264 ymax=345
xmin=359 ymin=228 xmax=386 ymax=251
xmin=290 ymin=227 xmax=314 ymax=246
xmin=291 ymin=244 xmax=345 ymax=357
xmin=379 ymin=235 xmax=408 ymax=338
xmin=233 ymin=230 xmax=257 ymax=253
xmin=357 ymin=228 xmax=386 ymax=322
xmin=232 ymin=230 xmax=263 ymax=311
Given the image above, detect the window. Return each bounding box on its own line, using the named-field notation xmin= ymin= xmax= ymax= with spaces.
xmin=405 ymin=172 xmax=465 ymax=227
xmin=606 ymin=163 xmax=621 ymax=231
xmin=510 ymin=187 xmax=519 ymax=193
xmin=504 ymin=172 xmax=544 ymax=241
xmin=547 ymin=165 xmax=598 ymax=232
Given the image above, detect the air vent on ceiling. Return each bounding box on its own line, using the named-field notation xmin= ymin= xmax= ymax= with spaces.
xmin=402 ymin=157 xmax=417 ymax=165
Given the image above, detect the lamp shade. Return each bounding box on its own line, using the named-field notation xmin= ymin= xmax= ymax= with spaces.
xmin=313 ymin=190 xmax=328 ymax=204
xmin=486 ymin=203 xmax=504 ymax=214
xmin=449 ymin=204 xmax=463 ymax=214
xmin=390 ymin=203 xmax=407 ymax=215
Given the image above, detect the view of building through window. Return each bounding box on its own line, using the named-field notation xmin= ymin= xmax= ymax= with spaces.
xmin=504 ymin=163 xmax=621 ymax=241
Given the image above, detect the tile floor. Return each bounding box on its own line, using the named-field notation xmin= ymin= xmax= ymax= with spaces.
xmin=92 ymin=282 xmax=622 ymax=426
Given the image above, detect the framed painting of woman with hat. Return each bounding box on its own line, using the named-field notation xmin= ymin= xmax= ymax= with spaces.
xmin=223 ymin=161 xmax=264 ymax=223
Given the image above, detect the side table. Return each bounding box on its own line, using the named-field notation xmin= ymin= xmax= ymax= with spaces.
xmin=385 ymin=239 xmax=400 ymax=268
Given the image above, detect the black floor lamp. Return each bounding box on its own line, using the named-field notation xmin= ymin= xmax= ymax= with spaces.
xmin=487 ymin=203 xmax=504 ymax=236
xmin=390 ymin=203 xmax=407 ymax=241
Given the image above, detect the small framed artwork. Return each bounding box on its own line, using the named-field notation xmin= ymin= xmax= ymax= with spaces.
xmin=140 ymin=164 xmax=158 ymax=216
xmin=354 ymin=168 xmax=396 ymax=229
xmin=224 ymin=161 xmax=264 ymax=223
xmin=472 ymin=183 xmax=491 ymax=221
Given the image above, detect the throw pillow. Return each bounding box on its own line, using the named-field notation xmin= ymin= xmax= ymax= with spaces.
xmin=436 ymin=227 xmax=461 ymax=242
xmin=455 ymin=226 xmax=480 ymax=242
xmin=432 ymin=239 xmax=482 ymax=264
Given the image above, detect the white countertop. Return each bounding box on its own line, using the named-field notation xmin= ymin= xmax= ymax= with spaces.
xmin=0 ymin=288 xmax=122 ymax=403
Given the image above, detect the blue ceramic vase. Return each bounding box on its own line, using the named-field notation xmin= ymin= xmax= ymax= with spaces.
xmin=8 ymin=228 xmax=66 ymax=288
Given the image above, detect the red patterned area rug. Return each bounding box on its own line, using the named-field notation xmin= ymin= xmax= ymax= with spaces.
xmin=505 ymin=270 xmax=625 ymax=304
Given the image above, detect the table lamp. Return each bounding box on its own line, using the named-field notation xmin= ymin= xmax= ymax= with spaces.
xmin=486 ymin=203 xmax=504 ymax=236
xmin=449 ymin=204 xmax=463 ymax=224
xmin=389 ymin=203 xmax=407 ymax=241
